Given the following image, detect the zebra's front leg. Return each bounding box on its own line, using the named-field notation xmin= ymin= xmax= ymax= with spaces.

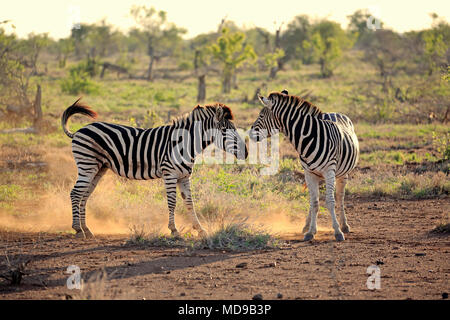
xmin=303 ymin=172 xmax=320 ymax=241
xmin=336 ymin=175 xmax=350 ymax=233
xmin=324 ymin=170 xmax=345 ymax=241
xmin=302 ymin=207 xmax=312 ymax=234
xmin=164 ymin=176 xmax=180 ymax=237
xmin=177 ymin=177 xmax=207 ymax=237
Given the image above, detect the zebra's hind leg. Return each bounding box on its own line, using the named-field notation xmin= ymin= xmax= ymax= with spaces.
xmin=163 ymin=176 xmax=180 ymax=238
xmin=78 ymin=166 xmax=108 ymax=238
xmin=324 ymin=170 xmax=345 ymax=241
xmin=177 ymin=177 xmax=207 ymax=237
xmin=70 ymin=165 xmax=101 ymax=238
xmin=336 ymin=175 xmax=350 ymax=233
xmin=303 ymin=172 xmax=320 ymax=241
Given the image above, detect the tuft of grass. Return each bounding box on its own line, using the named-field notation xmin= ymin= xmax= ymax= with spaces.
xmin=126 ymin=221 xmax=282 ymax=251
xmin=127 ymin=224 xmax=193 ymax=247
xmin=202 ymin=220 xmax=281 ymax=251
xmin=0 ymin=185 xmax=23 ymax=202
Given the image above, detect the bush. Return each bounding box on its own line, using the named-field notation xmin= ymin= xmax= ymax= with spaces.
xmin=61 ymin=63 xmax=99 ymax=95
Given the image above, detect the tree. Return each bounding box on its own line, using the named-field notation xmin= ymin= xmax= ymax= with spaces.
xmin=302 ymin=21 xmax=353 ymax=78
xmin=131 ymin=5 xmax=186 ymax=81
xmin=0 ymin=22 xmax=42 ymax=123
xmin=22 ymin=33 xmax=50 ymax=75
xmin=423 ymin=31 xmax=447 ymax=75
xmin=209 ymin=27 xmax=256 ymax=93
xmin=56 ymin=38 xmax=74 ymax=68
xmin=363 ymin=30 xmax=406 ymax=92
xmin=280 ymin=15 xmax=311 ymax=64
xmin=347 ymin=9 xmax=383 ymax=46
xmin=265 ymin=48 xmax=285 ymax=79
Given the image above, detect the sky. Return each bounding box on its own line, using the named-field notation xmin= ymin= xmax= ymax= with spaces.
xmin=1 ymin=0 xmax=449 ymax=39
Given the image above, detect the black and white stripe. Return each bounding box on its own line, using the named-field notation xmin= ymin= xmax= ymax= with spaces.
xmin=249 ymin=90 xmax=359 ymax=241
xmin=62 ymin=99 xmax=247 ymax=238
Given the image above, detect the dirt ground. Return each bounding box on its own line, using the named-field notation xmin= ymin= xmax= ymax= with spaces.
xmin=0 ymin=197 xmax=448 ymax=300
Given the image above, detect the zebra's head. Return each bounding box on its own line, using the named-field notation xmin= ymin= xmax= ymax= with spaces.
xmin=212 ymin=104 xmax=248 ymax=160
xmin=249 ymin=91 xmax=284 ymax=142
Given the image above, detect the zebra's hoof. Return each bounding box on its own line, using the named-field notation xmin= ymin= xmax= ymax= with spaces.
xmin=335 ymin=232 xmax=345 ymax=241
xmin=83 ymin=229 xmax=94 ymax=238
xmin=341 ymin=225 xmax=350 ymax=234
xmin=171 ymin=230 xmax=181 ymax=238
xmin=303 ymin=233 xmax=314 ymax=242
xmin=74 ymin=231 xmax=86 ymax=239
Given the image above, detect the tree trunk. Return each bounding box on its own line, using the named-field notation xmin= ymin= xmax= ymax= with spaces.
xmin=197 ymin=75 xmax=206 ymax=103
xmin=147 ymin=43 xmax=155 ymax=81
xmin=232 ymin=72 xmax=238 ymax=90
xmin=268 ymin=24 xmax=283 ymax=79
xmin=147 ymin=55 xmax=155 ymax=81
xmin=222 ymin=72 xmax=232 ymax=94
xmin=269 ymin=66 xmax=278 ymax=79
xmin=33 ymin=84 xmax=42 ymax=130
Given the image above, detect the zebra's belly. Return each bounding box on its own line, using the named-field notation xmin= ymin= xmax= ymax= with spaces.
xmin=299 ymin=158 xmax=356 ymax=179
xmin=106 ymin=161 xmax=163 ymax=180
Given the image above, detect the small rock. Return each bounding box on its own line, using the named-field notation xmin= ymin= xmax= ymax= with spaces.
xmin=236 ymin=262 xmax=248 ymax=268
xmin=180 ymin=292 xmax=186 ymax=297
xmin=277 ymin=293 xmax=283 ymax=299
xmin=442 ymin=292 xmax=448 ymax=299
xmin=265 ymin=262 xmax=277 ymax=268
xmin=252 ymin=293 xmax=263 ymax=300
xmin=376 ymin=260 xmax=384 ymax=265
xmin=415 ymin=253 xmax=426 ymax=257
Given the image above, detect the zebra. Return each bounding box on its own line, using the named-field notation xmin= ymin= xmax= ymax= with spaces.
xmin=249 ymin=90 xmax=359 ymax=241
xmin=62 ymin=99 xmax=248 ymax=238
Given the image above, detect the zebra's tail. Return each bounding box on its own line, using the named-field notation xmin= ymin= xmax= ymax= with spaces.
xmin=61 ymin=98 xmax=98 ymax=139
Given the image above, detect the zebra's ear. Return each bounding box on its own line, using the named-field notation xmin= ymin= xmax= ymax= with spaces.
xmin=257 ymin=94 xmax=265 ymax=107
xmin=257 ymin=94 xmax=271 ymax=109
xmin=215 ymin=106 xmax=224 ymax=122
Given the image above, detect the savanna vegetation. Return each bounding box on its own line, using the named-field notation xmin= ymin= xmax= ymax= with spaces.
xmin=0 ymin=7 xmax=449 ymax=243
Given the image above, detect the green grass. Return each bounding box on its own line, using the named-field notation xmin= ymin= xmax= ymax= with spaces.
xmin=0 ymin=184 xmax=23 ymax=202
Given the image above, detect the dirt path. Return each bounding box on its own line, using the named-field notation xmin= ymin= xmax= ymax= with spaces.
xmin=0 ymin=198 xmax=448 ymax=300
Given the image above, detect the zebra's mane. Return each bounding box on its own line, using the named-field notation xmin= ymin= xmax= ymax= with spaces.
xmin=172 ymin=103 xmax=234 ymax=126
xmin=270 ymin=92 xmax=323 ymax=117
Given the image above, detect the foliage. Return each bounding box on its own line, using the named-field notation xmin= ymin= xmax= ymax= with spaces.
xmin=347 ymin=9 xmax=383 ymax=46
xmin=208 ymin=27 xmax=257 ymax=93
xmin=280 ymin=15 xmax=311 ymax=63
xmin=264 ymin=48 xmax=285 ymax=69
xmin=302 ymin=21 xmax=354 ymax=77
xmin=432 ymin=131 xmax=450 ymax=161
xmin=422 ymin=30 xmax=448 ymax=76
xmin=60 ymin=62 xmax=99 ymax=95
xmin=56 ymin=38 xmax=74 ymax=68
xmin=130 ymin=5 xmax=186 ymax=80
xmin=0 ymin=23 xmax=35 ymax=107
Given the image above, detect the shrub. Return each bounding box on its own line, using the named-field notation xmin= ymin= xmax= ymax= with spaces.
xmin=60 ymin=62 xmax=100 ymax=95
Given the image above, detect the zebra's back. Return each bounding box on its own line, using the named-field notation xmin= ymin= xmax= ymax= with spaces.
xmin=321 ymin=113 xmax=359 ymax=177
xmin=72 ymin=122 xmax=172 ymax=180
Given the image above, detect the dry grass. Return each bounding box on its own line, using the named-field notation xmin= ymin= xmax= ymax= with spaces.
xmin=127 ymin=218 xmax=283 ymax=251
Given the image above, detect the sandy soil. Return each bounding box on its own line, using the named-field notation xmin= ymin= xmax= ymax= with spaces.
xmin=0 ymin=198 xmax=448 ymax=300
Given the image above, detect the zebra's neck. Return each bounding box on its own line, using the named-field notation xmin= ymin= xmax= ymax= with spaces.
xmin=170 ymin=110 xmax=217 ymax=163
xmin=271 ymin=97 xmax=322 ymax=136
